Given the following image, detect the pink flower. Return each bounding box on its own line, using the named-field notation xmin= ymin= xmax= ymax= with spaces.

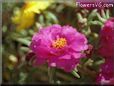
xmin=109 ymin=78 xmax=114 ymax=85
xmin=30 ymin=24 xmax=88 ymax=72
xmin=99 ymin=18 xmax=114 ymax=58
xmin=96 ymin=18 xmax=114 ymax=84
xmin=96 ymin=59 xmax=114 ymax=85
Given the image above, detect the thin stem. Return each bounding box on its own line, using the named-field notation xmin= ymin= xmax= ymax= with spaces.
xmin=48 ymin=67 xmax=55 ymax=84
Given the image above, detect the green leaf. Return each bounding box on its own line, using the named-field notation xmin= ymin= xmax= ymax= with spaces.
xmin=39 ymin=15 xmax=44 ymax=25
xmin=94 ymin=59 xmax=105 ymax=66
xmin=106 ymin=9 xmax=110 ymax=19
xmin=101 ymin=9 xmax=107 ymax=19
xmin=88 ymin=21 xmax=103 ymax=26
xmin=16 ymin=38 xmax=31 ymax=46
xmin=80 ymin=58 xmax=88 ymax=65
xmin=72 ymin=69 xmax=80 ymax=78
xmin=45 ymin=11 xmax=58 ymax=23
xmin=20 ymin=47 xmax=30 ymax=52
xmin=97 ymin=13 xmax=106 ymax=23
xmin=18 ymin=72 xmax=27 ymax=84
xmin=77 ymin=13 xmax=83 ymax=20
xmin=88 ymin=9 xmax=98 ymax=21
xmin=2 ymin=25 xmax=7 ymax=33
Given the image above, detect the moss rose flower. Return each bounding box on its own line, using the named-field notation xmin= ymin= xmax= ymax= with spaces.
xmin=97 ymin=18 xmax=114 ymax=84
xmin=96 ymin=59 xmax=114 ymax=84
xmin=30 ymin=24 xmax=88 ymax=72
xmin=99 ymin=18 xmax=114 ymax=58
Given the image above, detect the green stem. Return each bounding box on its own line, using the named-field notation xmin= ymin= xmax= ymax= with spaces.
xmin=48 ymin=67 xmax=55 ymax=84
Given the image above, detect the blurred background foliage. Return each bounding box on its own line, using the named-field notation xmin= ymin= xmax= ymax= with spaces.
xmin=2 ymin=0 xmax=114 ymax=84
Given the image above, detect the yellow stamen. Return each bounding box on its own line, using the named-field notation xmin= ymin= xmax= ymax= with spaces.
xmin=52 ymin=38 xmax=67 ymax=49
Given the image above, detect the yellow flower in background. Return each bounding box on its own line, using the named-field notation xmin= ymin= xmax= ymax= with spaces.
xmin=12 ymin=8 xmax=35 ymax=31
xmin=23 ymin=0 xmax=52 ymax=14
xmin=11 ymin=0 xmax=52 ymax=31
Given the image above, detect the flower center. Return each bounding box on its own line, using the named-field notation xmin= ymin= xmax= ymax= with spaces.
xmin=52 ymin=38 xmax=67 ymax=49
